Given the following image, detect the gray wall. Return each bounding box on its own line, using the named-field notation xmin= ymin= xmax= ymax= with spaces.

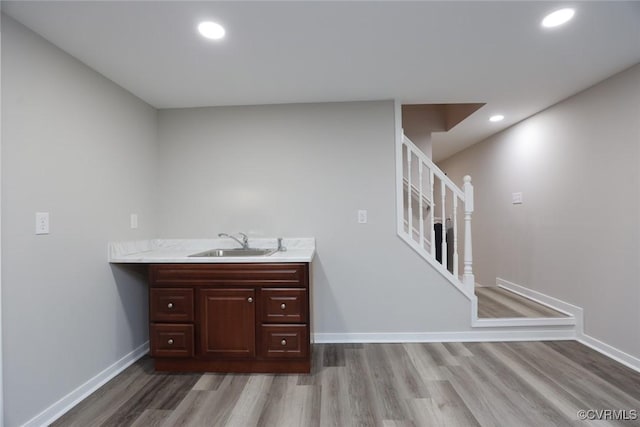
xmin=1 ymin=16 xmax=158 ymax=426
xmin=439 ymin=64 xmax=640 ymax=359
xmin=157 ymin=102 xmax=471 ymax=336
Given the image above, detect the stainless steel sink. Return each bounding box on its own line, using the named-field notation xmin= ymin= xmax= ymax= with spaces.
xmin=188 ymin=248 xmax=277 ymax=257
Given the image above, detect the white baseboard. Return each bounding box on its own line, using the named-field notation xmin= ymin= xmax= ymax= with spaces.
xmin=472 ymin=317 xmax=576 ymax=328
xmin=495 ymin=277 xmax=583 ymax=331
xmin=578 ymin=333 xmax=640 ymax=373
xmin=313 ymin=330 xmax=576 ymax=343
xmin=23 ymin=341 xmax=149 ymax=427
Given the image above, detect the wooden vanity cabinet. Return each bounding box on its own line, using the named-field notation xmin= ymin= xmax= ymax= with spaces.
xmin=148 ymin=263 xmax=311 ymax=373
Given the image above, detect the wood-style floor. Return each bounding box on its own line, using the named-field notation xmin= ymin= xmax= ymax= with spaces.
xmin=52 ymin=341 xmax=640 ymax=427
xmin=476 ymin=286 xmax=568 ymax=318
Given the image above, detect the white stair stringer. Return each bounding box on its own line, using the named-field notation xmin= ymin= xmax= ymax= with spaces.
xmin=397 ymin=226 xmax=473 ymax=300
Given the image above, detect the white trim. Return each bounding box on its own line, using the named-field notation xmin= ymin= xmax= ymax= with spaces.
xmin=394 ymin=99 xmax=404 ymax=242
xmin=398 ymin=231 xmax=474 ymax=300
xmin=403 ymin=135 xmax=465 ymax=200
xmin=22 ymin=342 xmax=149 ymax=427
xmin=496 ymin=278 xmax=578 ymax=317
xmin=0 ymin=20 xmax=4 ymax=427
xmin=472 ymin=317 xmax=576 ymax=328
xmin=578 ymin=334 xmax=640 ymax=374
xmin=495 ymin=277 xmax=584 ymax=334
xmin=313 ymin=330 xmax=576 ymax=343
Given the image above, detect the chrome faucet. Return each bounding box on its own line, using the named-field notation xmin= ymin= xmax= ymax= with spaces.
xmin=218 ymin=232 xmax=249 ymax=249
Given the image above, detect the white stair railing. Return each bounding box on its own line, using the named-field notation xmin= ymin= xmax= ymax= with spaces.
xmin=397 ymin=134 xmax=475 ymax=298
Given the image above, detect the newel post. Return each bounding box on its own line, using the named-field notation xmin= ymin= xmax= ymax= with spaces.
xmin=463 ymin=175 xmax=475 ymax=293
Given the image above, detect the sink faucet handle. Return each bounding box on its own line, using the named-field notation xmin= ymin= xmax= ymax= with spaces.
xmin=277 ymin=237 xmax=287 ymax=252
xmin=218 ymin=232 xmax=249 ymax=249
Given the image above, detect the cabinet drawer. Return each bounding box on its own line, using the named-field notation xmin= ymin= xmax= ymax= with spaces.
xmin=260 ymin=325 xmax=308 ymax=359
xmin=150 ymin=324 xmax=194 ymax=358
xmin=149 ymin=263 xmax=307 ymax=287
xmin=261 ymin=288 xmax=307 ymax=323
xmin=150 ymin=288 xmax=194 ymax=322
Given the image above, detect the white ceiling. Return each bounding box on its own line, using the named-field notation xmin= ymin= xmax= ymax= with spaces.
xmin=3 ymin=1 xmax=639 ymax=161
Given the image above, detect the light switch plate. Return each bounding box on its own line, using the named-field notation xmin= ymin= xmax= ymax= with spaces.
xmin=358 ymin=210 xmax=368 ymax=224
xmin=130 ymin=213 xmax=139 ymax=229
xmin=35 ymin=212 xmax=49 ymax=234
xmin=512 ymin=192 xmax=523 ymax=205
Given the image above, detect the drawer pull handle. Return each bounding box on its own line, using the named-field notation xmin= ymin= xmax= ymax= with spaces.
xmin=247 ymin=297 xmax=254 ymax=303
xmin=167 ymin=339 xmax=174 ymax=345
xmin=167 ymin=302 xmax=174 ymax=309
xmin=281 ymin=339 xmax=287 ymax=346
xmin=280 ymin=303 xmax=286 ymax=310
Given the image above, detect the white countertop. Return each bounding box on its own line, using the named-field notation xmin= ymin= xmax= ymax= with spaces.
xmin=108 ymin=238 xmax=315 ymax=263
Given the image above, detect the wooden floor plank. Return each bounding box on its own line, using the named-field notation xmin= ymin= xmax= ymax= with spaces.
xmin=255 ymin=375 xmax=288 ymax=426
xmin=345 ymin=346 xmax=384 ymax=426
xmin=191 ymin=373 xmax=226 ymax=391
xmin=318 ymin=367 xmax=352 ymax=427
xmin=383 ymin=344 xmax=430 ymax=399
xmin=409 ymin=380 xmax=481 ymax=427
xmin=363 ymin=344 xmax=412 ymax=422
xmin=323 ymin=343 xmax=346 ymax=367
xmin=157 ymin=390 xmax=211 ymax=427
xmin=403 ymin=343 xmax=448 ymax=381
xmin=161 ymin=375 xmax=251 ymax=427
xmin=223 ymin=375 xmax=274 ymax=427
xmin=253 ymin=375 xmax=319 ymax=427
xmin=129 ymin=409 xmax=172 ymax=427
xmin=421 ymin=342 xmax=462 ymax=366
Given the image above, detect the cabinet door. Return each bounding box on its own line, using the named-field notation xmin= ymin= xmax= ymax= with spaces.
xmin=198 ymin=288 xmax=256 ymax=358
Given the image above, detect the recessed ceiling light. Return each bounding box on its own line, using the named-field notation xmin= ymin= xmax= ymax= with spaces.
xmin=198 ymin=21 xmax=225 ymax=40
xmin=541 ymin=8 xmax=575 ymax=28
xmin=489 ymin=115 xmax=505 ymax=122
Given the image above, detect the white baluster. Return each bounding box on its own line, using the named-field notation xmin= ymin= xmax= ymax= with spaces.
xmin=418 ymin=162 xmax=424 ymax=249
xmin=453 ymin=196 xmax=459 ymax=278
xmin=430 ymin=170 xmax=435 ymax=256
xmin=463 ymin=175 xmax=475 ymax=292
xmin=407 ymin=148 xmax=413 ymax=240
xmin=441 ymin=180 xmax=447 ymax=270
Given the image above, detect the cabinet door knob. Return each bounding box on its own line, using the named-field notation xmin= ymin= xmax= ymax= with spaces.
xmin=280 ymin=303 xmax=286 ymax=310
xmin=167 ymin=339 xmax=174 ymax=345
xmin=281 ymin=339 xmax=287 ymax=346
xmin=167 ymin=302 xmax=174 ymax=309
xmin=247 ymin=297 xmax=253 ymax=303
